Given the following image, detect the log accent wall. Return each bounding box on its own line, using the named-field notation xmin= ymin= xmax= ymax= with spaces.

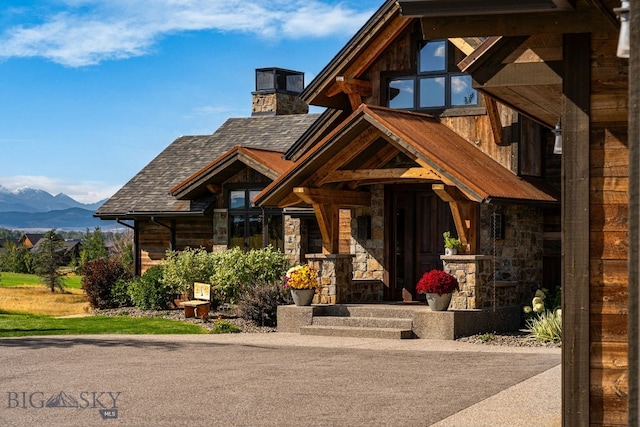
xmin=588 ymin=30 xmax=629 ymax=426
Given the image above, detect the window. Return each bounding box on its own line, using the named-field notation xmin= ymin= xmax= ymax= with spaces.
xmin=228 ymin=188 xmax=283 ymax=251
xmin=388 ymin=40 xmax=478 ymax=111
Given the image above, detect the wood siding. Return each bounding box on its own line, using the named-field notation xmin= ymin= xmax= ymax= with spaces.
xmin=589 ymin=31 xmax=629 ymax=426
xmin=138 ymin=217 xmax=214 ymax=274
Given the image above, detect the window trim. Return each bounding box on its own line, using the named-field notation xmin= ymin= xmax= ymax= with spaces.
xmin=227 ymin=186 xmax=284 ymax=251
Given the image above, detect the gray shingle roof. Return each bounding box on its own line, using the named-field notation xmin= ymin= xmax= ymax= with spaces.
xmin=95 ymin=114 xmax=320 ymax=218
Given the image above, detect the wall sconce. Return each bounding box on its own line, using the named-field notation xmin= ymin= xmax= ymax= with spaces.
xmin=615 ymin=0 xmax=630 ymax=58
xmin=553 ymin=119 xmax=562 ymax=155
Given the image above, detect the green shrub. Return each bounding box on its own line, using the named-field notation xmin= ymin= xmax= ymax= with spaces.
xmin=161 ymin=248 xmax=216 ymax=297
xmin=128 ymin=265 xmax=173 ymax=310
xmin=161 ymin=246 xmax=290 ymax=306
xmin=209 ymin=246 xmax=289 ymax=304
xmin=210 ymin=319 xmax=241 ymax=334
xmin=82 ymin=258 xmax=133 ymax=309
xmin=110 ymin=278 xmax=133 ymax=308
xmin=522 ymin=309 xmax=562 ymax=343
xmin=236 ymin=280 xmax=291 ymax=327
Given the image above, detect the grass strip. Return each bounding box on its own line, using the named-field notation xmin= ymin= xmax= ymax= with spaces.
xmin=0 ymin=312 xmax=206 ymax=337
xmin=0 ymin=272 xmax=83 ymax=289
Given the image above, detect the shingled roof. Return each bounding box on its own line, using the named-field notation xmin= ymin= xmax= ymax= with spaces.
xmin=95 ymin=114 xmax=319 ymax=219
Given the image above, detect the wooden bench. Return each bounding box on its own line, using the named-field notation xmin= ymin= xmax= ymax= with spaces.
xmin=180 ymin=282 xmax=211 ymax=319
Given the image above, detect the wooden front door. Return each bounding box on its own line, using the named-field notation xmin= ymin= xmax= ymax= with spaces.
xmin=387 ymin=186 xmax=454 ymax=301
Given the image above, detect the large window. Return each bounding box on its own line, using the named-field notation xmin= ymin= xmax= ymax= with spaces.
xmin=228 ymin=189 xmax=283 ymax=251
xmin=388 ymin=40 xmax=478 ymax=111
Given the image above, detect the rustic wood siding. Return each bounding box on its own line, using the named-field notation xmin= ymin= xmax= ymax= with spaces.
xmin=589 ymin=31 xmax=629 ymax=426
xmin=138 ymin=216 xmax=214 ymax=274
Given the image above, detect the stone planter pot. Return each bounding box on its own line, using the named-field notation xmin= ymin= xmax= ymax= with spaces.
xmin=444 ymin=247 xmax=458 ymax=256
xmin=290 ymin=288 xmax=315 ymax=306
xmin=425 ymin=292 xmax=453 ymax=311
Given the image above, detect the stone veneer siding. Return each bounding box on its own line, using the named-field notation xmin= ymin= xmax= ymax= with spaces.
xmin=306 ymin=254 xmax=354 ymax=304
xmin=479 ymin=203 xmax=544 ymax=306
xmin=251 ymin=92 xmax=309 ymax=116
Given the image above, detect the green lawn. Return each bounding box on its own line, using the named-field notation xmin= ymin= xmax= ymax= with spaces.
xmin=0 ymin=311 xmax=207 ymax=337
xmin=0 ymin=272 xmax=82 ymax=289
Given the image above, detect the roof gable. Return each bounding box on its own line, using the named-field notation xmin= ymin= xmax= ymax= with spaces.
xmin=256 ymin=105 xmax=558 ymax=207
xmin=96 ymin=114 xmax=319 ymax=218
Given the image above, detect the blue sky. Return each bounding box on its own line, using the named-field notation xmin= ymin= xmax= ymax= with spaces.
xmin=0 ymin=0 xmax=381 ymax=203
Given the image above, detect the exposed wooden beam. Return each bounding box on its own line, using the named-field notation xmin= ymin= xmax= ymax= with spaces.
xmin=449 ymin=37 xmax=484 ymax=55
xmin=326 ymin=77 xmax=373 ymax=111
xmin=311 ymin=202 xmax=339 ymax=254
xmin=320 ymin=167 xmax=443 ymax=185
xmin=432 ymin=184 xmax=478 ymax=253
xmin=484 ymin=95 xmax=505 ymax=146
xmin=293 ymin=187 xmax=371 ymax=207
xmin=419 ymin=8 xmax=610 ymax=38
xmin=458 ymin=36 xmax=529 ymax=76
xmin=206 ymin=184 xmax=221 ymax=194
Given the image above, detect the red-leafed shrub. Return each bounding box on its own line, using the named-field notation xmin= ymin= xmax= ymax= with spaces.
xmin=416 ymin=270 xmax=459 ymax=296
xmin=82 ymin=258 xmax=133 ymax=309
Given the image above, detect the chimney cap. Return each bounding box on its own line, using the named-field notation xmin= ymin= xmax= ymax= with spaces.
xmin=255 ymin=68 xmax=304 ymax=95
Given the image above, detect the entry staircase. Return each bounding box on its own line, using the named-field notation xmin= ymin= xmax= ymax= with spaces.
xmin=299 ymin=305 xmax=417 ymax=339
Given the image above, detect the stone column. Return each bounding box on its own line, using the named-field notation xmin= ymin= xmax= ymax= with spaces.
xmin=306 ymin=254 xmax=354 ymax=304
xmin=441 ymin=254 xmax=493 ymax=309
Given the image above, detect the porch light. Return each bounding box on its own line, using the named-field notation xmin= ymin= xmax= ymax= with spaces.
xmin=553 ymin=119 xmax=562 ymax=155
xmin=614 ymin=0 xmax=630 ymax=58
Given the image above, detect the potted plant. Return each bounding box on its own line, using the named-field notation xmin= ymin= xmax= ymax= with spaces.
xmin=443 ymin=231 xmax=462 ymax=255
xmin=416 ymin=269 xmax=459 ymax=311
xmin=283 ymin=264 xmax=318 ymax=306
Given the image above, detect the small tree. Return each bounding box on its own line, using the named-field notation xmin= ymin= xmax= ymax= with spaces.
xmin=79 ymin=227 xmax=109 ymax=269
xmin=33 ymin=229 xmax=65 ymax=292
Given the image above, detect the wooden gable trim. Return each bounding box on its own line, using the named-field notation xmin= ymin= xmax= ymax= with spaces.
xmin=432 ymin=184 xmax=478 ymax=253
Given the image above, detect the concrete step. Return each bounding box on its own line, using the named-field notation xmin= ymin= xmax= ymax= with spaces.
xmin=312 ymin=316 xmax=413 ymax=329
xmin=319 ymin=304 xmax=430 ymax=319
xmin=300 ymin=325 xmax=415 ymax=339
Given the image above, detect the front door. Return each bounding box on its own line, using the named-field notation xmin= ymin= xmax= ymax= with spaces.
xmin=387 ymin=186 xmax=455 ymax=301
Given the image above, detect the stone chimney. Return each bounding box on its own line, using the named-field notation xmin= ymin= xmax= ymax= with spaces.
xmin=252 ymin=68 xmax=309 ymax=116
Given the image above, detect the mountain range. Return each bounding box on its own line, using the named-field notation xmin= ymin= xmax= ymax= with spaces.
xmin=0 ymin=185 xmax=106 ymax=212
xmin=0 ymin=185 xmax=114 ymax=230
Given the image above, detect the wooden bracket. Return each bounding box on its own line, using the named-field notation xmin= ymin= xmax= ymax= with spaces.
xmin=326 ymin=76 xmax=373 ymax=110
xmin=432 ymin=184 xmax=478 ymax=253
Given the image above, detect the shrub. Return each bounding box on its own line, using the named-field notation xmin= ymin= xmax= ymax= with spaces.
xmin=161 ymin=248 xmax=216 ymax=297
xmin=128 ymin=265 xmax=173 ymax=310
xmin=82 ymin=258 xmax=133 ymax=309
xmin=110 ymin=278 xmax=133 ymax=308
xmin=236 ymin=280 xmax=291 ymax=327
xmin=522 ymin=309 xmax=562 ymax=343
xmin=210 ymin=319 xmax=241 ymax=334
xmin=210 ymin=246 xmax=289 ymax=304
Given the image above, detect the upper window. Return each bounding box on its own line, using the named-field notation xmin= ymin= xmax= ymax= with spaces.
xmin=388 ymin=40 xmax=478 ymax=111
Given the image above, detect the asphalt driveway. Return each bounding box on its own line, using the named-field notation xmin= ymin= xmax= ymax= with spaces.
xmin=0 ymin=334 xmax=560 ymax=426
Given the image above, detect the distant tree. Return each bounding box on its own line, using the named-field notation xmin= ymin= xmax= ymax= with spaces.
xmin=33 ymin=229 xmax=65 ymax=292
xmin=79 ymin=227 xmax=109 ymax=269
xmin=109 ymin=230 xmax=134 ymax=272
xmin=0 ymin=241 xmax=33 ymax=273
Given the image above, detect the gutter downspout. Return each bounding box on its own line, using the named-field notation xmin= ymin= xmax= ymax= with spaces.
xmin=151 ymin=216 xmax=176 ymax=250
xmin=115 ymin=219 xmax=139 ymax=277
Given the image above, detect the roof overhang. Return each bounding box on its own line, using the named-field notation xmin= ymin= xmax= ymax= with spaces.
xmin=170 ymin=146 xmax=291 ymax=200
xmin=398 ymin=0 xmax=576 ymax=17
xmin=256 ymin=105 xmax=559 ymax=208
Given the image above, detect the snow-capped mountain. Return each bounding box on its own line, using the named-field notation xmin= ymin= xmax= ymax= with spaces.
xmin=0 ymin=185 xmax=106 ymax=213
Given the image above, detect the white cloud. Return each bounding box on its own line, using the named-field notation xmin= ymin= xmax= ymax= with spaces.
xmin=0 ymin=175 xmax=119 ymax=203
xmin=0 ymin=0 xmax=375 ymax=67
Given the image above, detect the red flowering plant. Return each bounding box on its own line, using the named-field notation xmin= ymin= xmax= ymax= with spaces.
xmin=416 ymin=270 xmax=459 ymax=296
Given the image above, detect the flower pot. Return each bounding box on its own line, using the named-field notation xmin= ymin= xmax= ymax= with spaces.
xmin=444 ymin=247 xmax=457 ymax=256
xmin=290 ymin=288 xmax=315 ymax=306
xmin=425 ymin=292 xmax=452 ymax=311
